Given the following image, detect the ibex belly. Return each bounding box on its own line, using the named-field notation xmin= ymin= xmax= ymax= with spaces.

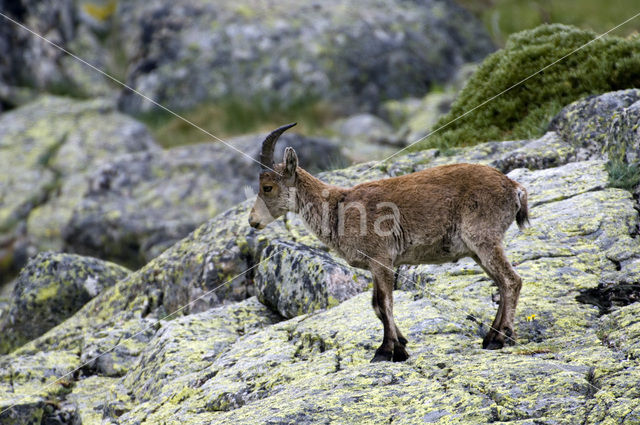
xmin=395 ymin=230 xmax=470 ymax=266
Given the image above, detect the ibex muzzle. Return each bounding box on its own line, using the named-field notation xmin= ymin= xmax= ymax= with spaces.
xmin=250 ymin=124 xmax=529 ymax=362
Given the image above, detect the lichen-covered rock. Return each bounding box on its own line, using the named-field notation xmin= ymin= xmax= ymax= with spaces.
xmin=2 ymin=130 xmax=640 ymax=424
xmin=490 ymin=132 xmax=577 ymax=173
xmin=66 ymin=376 xmax=123 ymax=424
xmin=112 ymin=289 xmax=639 ymax=424
xmin=114 ymin=0 xmax=493 ymax=113
xmin=79 ymin=316 xmax=157 ymax=378
xmin=550 ymin=88 xmax=640 ymax=163
xmin=62 ymin=131 xmax=346 ymax=268
xmin=0 ymin=350 xmax=81 ymax=425
xmin=384 ymin=131 xmax=575 ymax=177
xmin=0 ymin=298 xmax=281 ymax=423
xmin=599 ymin=302 xmax=640 ymax=361
xmin=119 ymin=298 xmax=280 ymax=415
xmin=256 ymin=240 xmax=371 ymax=318
xmin=0 ymin=252 xmax=129 ymax=354
xmin=0 ymin=96 xmax=158 ymax=284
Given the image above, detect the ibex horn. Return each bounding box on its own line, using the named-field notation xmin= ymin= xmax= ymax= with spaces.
xmin=259 ymin=122 xmax=297 ymax=170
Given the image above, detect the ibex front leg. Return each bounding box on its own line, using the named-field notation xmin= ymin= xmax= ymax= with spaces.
xmin=370 ymin=260 xmax=409 ymax=362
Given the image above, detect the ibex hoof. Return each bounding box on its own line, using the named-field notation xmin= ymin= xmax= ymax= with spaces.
xmin=482 ymin=337 xmax=504 ymax=350
xmin=482 ymin=327 xmax=516 ymax=350
xmin=393 ymin=345 xmax=409 ymax=362
xmin=398 ymin=336 xmax=409 ymax=347
xmin=371 ymin=347 xmax=393 ymax=363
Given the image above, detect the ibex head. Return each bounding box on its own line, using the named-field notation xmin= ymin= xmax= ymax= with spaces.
xmin=249 ymin=123 xmax=298 ymax=229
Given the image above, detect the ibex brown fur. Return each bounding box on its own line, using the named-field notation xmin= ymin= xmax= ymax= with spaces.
xmin=249 ymin=123 xmax=529 ymax=362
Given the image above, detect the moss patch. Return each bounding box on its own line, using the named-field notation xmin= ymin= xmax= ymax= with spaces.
xmin=409 ymin=24 xmax=640 ymax=151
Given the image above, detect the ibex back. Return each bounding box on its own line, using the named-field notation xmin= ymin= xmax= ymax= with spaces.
xmin=249 ymin=123 xmax=529 ymax=362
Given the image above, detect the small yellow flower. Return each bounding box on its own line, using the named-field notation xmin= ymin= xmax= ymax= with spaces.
xmin=526 ymin=314 xmax=536 ymax=322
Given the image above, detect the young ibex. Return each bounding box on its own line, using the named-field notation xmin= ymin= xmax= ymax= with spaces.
xmin=249 ymin=123 xmax=529 ymax=362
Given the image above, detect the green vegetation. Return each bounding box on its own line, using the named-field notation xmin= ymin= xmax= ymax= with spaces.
xmin=137 ymin=96 xmax=337 ymax=148
xmin=603 ymin=107 xmax=640 ymax=190
xmin=457 ymin=0 xmax=640 ymax=45
xmin=409 ymin=24 xmax=640 ymax=151
xmin=606 ymin=160 xmax=640 ymax=190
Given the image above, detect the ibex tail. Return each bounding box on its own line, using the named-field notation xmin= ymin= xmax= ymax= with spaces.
xmin=515 ymin=185 xmax=530 ymax=230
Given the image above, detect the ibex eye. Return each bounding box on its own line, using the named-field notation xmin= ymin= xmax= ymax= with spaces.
xmin=263 ymin=186 xmax=272 ymax=193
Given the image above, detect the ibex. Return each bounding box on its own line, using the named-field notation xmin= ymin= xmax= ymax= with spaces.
xmin=249 ymin=123 xmax=529 ymax=362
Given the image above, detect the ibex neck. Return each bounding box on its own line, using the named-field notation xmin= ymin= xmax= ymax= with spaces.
xmin=294 ymin=168 xmax=345 ymax=244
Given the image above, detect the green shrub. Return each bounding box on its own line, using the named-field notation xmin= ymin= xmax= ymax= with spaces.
xmin=409 ymin=24 xmax=640 ymax=151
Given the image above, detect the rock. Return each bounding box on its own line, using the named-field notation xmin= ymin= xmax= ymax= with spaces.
xmin=332 ymin=114 xmax=394 ymax=144
xmin=0 ymin=96 xmax=158 ymax=285
xmin=115 ymin=0 xmax=493 ymax=113
xmin=0 ymin=1 xmax=113 ymax=108
xmin=79 ymin=316 xmax=157 ymax=378
xmin=0 ymin=252 xmax=129 ymax=354
xmin=119 ymin=298 xmax=280 ymax=414
xmin=66 ymin=376 xmax=123 ymax=424
xmin=63 ymin=131 xmax=347 ymax=268
xmin=0 ymin=350 xmax=81 ymax=425
xmin=550 ymin=89 xmax=640 ymax=163
xmin=384 ymin=131 xmax=576 ymax=177
xmin=331 ymin=114 xmax=399 ymax=162
xmin=600 ymin=302 xmax=640 ymax=361
xmin=381 ymin=63 xmax=478 ymax=138
xmin=490 ymin=132 xmax=576 ymax=173
xmin=0 ymin=298 xmax=281 ymax=424
xmin=108 ymin=290 xmax=640 ymax=423
xmin=256 ymin=240 xmax=370 ymax=318
xmin=397 ymin=91 xmax=456 ymax=144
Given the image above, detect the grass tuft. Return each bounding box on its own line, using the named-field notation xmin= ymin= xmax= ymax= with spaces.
xmin=606 ymin=161 xmax=640 ymax=191
xmin=136 ymin=96 xmax=337 ymax=149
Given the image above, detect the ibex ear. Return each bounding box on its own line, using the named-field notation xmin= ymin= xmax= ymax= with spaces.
xmin=283 ymin=147 xmax=298 ymax=180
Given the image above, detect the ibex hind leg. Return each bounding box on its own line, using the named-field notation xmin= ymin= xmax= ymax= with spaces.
xmin=372 ymin=286 xmax=407 ymax=347
xmin=469 ymin=242 xmax=522 ymax=349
